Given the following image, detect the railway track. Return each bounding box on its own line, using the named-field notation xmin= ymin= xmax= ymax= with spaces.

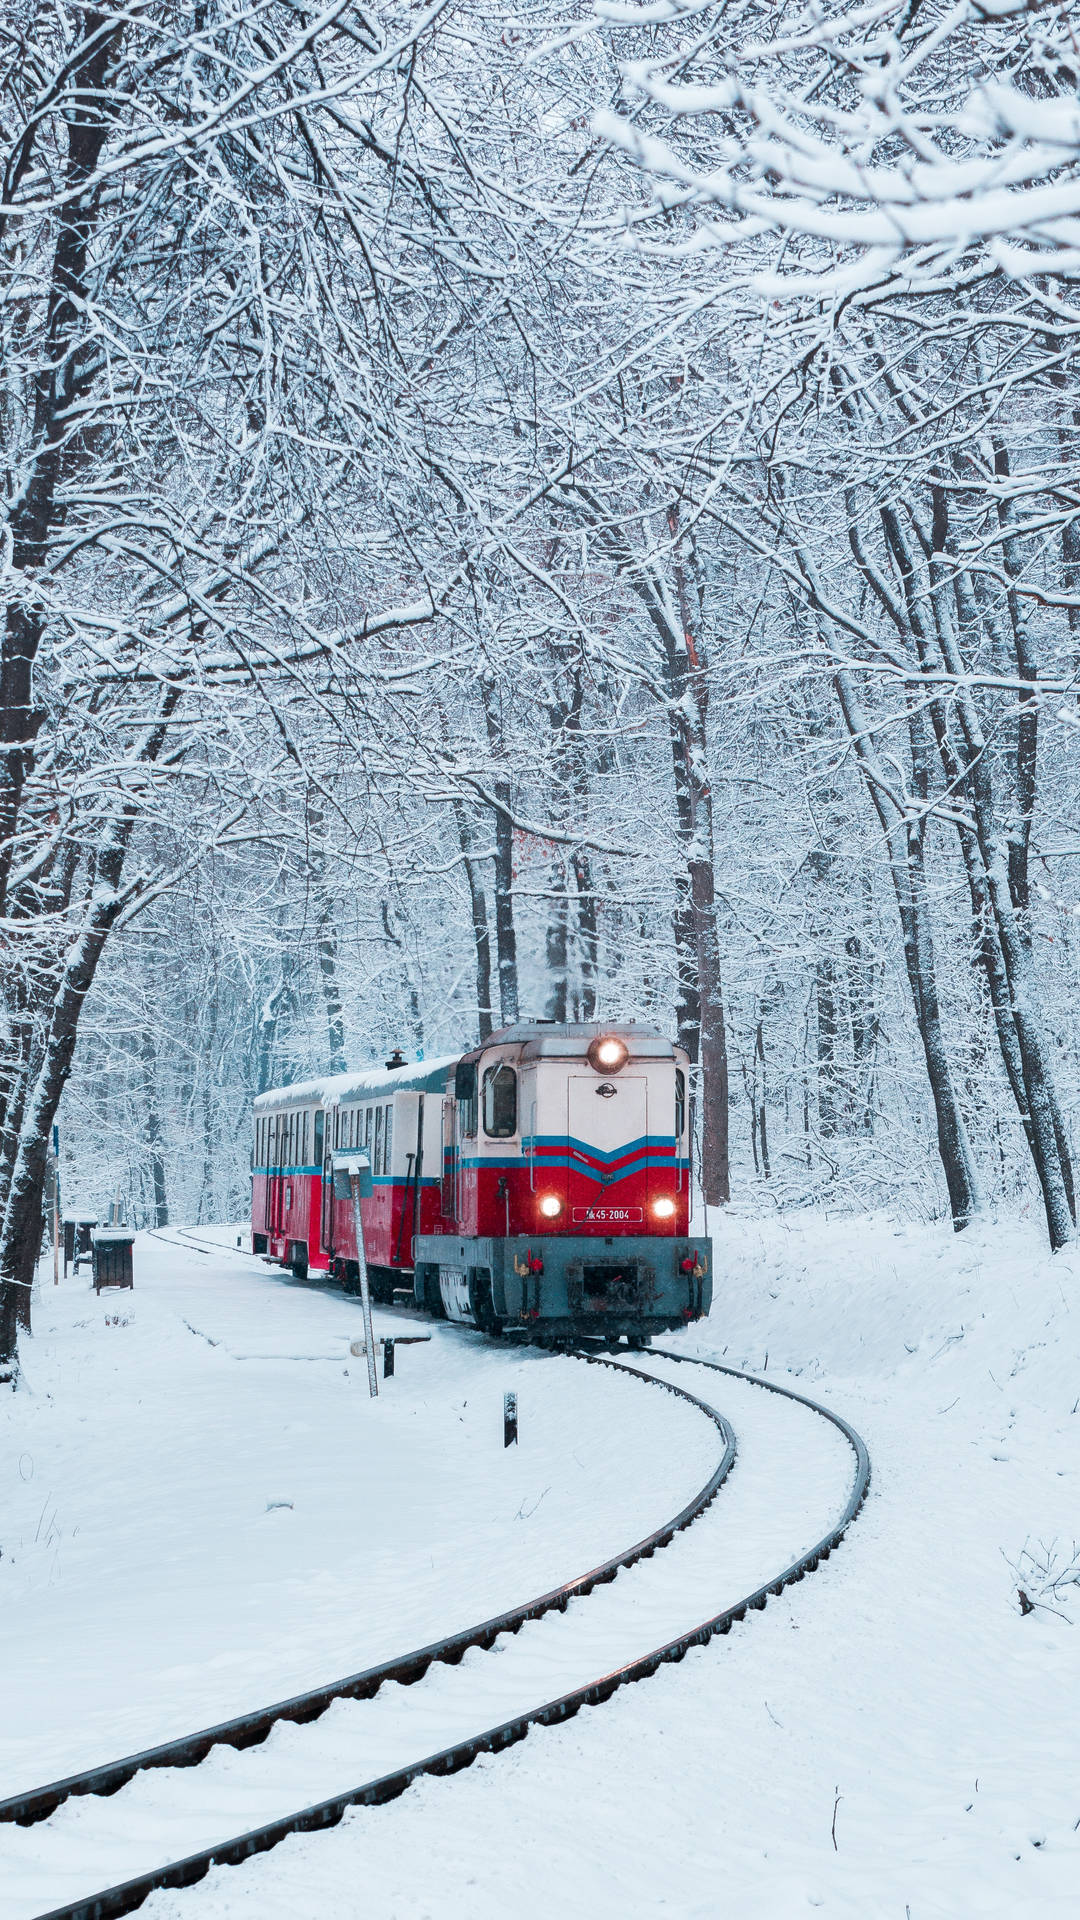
xmin=2 ymin=1349 xmax=869 ymax=1920
xmin=146 ymin=1228 xmax=261 ymax=1262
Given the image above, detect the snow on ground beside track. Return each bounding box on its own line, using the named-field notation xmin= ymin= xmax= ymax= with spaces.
xmin=4 ymin=1362 xmax=855 ymax=1920
xmin=0 ymin=1232 xmax=719 ymax=1795
xmin=138 ymin=1211 xmax=1080 ymax=1920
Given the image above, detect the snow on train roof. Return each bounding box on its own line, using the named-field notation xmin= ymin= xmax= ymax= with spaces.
xmin=254 ymin=1024 xmax=677 ymax=1111
xmin=254 ymin=1055 xmax=458 ymax=1112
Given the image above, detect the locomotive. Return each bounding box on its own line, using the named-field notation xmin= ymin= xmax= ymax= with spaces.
xmin=251 ymin=1020 xmax=712 ymax=1344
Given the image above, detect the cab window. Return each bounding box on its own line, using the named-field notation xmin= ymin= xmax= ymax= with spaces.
xmin=675 ymin=1069 xmax=686 ymax=1141
xmin=483 ymin=1063 xmax=517 ymax=1139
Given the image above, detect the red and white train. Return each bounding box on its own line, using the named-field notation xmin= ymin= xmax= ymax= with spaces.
xmin=252 ymin=1020 xmax=712 ymax=1343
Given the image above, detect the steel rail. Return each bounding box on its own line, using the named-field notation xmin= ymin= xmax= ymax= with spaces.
xmin=145 ymin=1229 xmax=248 ymax=1261
xmin=19 ymin=1352 xmax=869 ymax=1920
xmin=1 ymin=1359 xmax=735 ymax=1836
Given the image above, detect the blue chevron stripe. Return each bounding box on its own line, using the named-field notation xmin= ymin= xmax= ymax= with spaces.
xmin=526 ymin=1154 xmax=678 ymax=1186
xmin=530 ymin=1132 xmax=676 ymax=1165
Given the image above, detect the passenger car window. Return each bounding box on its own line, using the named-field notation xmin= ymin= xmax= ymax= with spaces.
xmin=483 ymin=1063 xmax=517 ymax=1138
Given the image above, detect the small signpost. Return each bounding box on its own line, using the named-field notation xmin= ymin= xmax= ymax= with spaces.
xmin=504 ymin=1390 xmax=518 ymax=1448
xmin=333 ymin=1152 xmax=378 ymax=1399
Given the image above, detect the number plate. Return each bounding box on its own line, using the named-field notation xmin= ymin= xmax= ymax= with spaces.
xmin=572 ymin=1206 xmax=643 ymax=1224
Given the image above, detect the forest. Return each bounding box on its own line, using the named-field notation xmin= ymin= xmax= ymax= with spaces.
xmin=4 ymin=0 xmax=1080 ymax=1361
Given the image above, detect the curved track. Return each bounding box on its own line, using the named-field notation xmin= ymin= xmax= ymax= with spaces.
xmin=3 ymin=1348 xmax=869 ymax=1920
xmin=1 ymin=1356 xmax=734 ymax=1916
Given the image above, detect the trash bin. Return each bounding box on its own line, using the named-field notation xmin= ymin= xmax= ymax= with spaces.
xmin=64 ymin=1216 xmax=98 ymax=1274
xmin=91 ymin=1229 xmax=134 ymax=1293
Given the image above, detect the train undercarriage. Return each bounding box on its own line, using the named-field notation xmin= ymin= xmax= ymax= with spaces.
xmin=413 ymin=1232 xmax=710 ymax=1342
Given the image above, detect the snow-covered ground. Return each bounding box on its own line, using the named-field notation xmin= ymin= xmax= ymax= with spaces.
xmin=0 ymin=1230 xmax=723 ymax=1798
xmin=4 ymin=1213 xmax=1080 ymax=1917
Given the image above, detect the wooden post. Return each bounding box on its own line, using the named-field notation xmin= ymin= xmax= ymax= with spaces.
xmin=349 ymin=1173 xmax=378 ymax=1400
xmin=504 ymin=1390 xmax=517 ymax=1447
xmin=384 ymin=1338 xmax=395 ymax=1379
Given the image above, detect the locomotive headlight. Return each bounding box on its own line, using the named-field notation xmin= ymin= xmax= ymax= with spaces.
xmin=538 ymin=1194 xmax=563 ymax=1217
xmin=653 ymin=1197 xmax=676 ymax=1219
xmin=587 ymin=1033 xmax=629 ymax=1074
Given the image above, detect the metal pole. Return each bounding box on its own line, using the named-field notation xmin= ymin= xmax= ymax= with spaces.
xmin=349 ymin=1172 xmax=379 ymax=1399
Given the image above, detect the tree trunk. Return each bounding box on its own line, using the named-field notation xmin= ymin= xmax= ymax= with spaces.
xmin=663 ymin=512 xmax=729 ymax=1205
xmin=572 ymin=849 xmax=598 ymax=1019
xmin=306 ymin=796 xmax=347 ymax=1073
xmin=0 ymin=686 xmax=179 ymax=1363
xmin=833 ymin=671 xmax=982 ymax=1228
xmin=754 ymin=1010 xmax=771 ymax=1178
xmin=0 ymin=18 xmax=124 ymax=918
xmin=454 ymin=802 xmax=494 ymax=1041
xmin=142 ymin=1025 xmax=169 ymax=1227
xmin=477 ymin=677 xmax=519 ymax=1029
xmin=1 ymin=844 xmax=133 ymax=1356
xmin=919 ymin=499 xmax=1076 ymax=1243
xmin=816 ymin=957 xmax=839 ymax=1138
xmin=545 ymin=879 xmax=569 ymax=1022
xmin=846 ymin=930 xmax=879 ymax=1134
xmin=491 ymin=783 xmax=519 ymax=1026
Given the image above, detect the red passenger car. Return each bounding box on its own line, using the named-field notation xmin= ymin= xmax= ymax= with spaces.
xmin=252 ymin=1054 xmax=457 ymax=1299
